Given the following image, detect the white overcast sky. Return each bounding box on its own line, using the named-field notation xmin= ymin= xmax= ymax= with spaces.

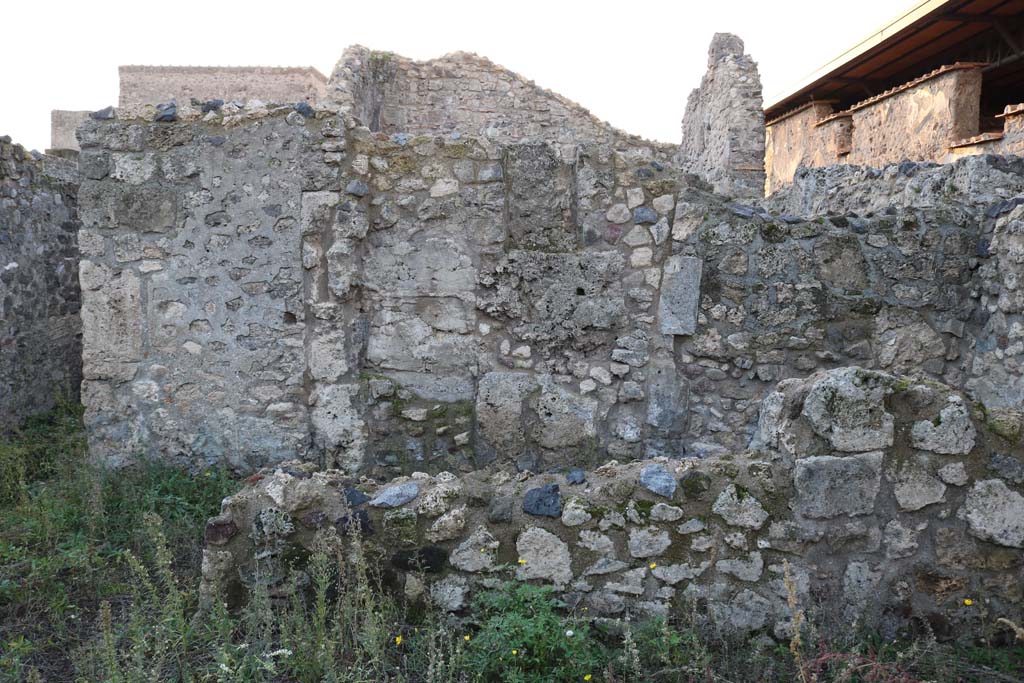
xmin=2 ymin=0 xmax=915 ymax=151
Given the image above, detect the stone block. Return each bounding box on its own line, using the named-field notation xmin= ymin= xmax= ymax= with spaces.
xmin=794 ymin=452 xmax=883 ymax=518
xmin=658 ymin=255 xmax=702 ymax=336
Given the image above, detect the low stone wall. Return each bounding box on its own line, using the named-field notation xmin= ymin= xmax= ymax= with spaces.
xmin=200 ymin=367 xmax=1024 ymax=639
xmin=764 ymin=153 xmax=1024 ymax=218
xmin=678 ymin=34 xmax=765 ymax=200
xmin=0 ymin=136 xmax=82 ymax=430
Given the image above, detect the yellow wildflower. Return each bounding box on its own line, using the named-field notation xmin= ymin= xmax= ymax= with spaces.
xmin=395 ymin=635 xmax=403 ymax=645
xmin=964 ymin=598 xmax=974 ymax=606
xmin=518 ymin=558 xmax=527 ymax=564
xmin=584 ymin=675 xmax=593 ymax=681
xmin=464 ymin=634 xmax=471 ymax=642
xmin=512 ymin=649 xmax=518 ymax=655
xmin=649 ymin=562 xmax=657 ymax=569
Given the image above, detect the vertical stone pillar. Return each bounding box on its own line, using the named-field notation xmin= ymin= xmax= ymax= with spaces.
xmin=678 ymin=33 xmax=766 ymax=200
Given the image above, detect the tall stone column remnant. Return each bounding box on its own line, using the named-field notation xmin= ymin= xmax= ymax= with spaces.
xmin=678 ymin=33 xmax=766 ymax=200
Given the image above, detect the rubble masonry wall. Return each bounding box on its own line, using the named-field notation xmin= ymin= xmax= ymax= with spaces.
xmin=0 ymin=136 xmax=82 ymax=430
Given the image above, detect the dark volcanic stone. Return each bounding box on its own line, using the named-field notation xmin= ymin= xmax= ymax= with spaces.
xmin=523 ymin=484 xmax=562 ymax=517
xmin=90 ymin=106 xmax=115 ymax=120
xmin=633 ymin=206 xmax=658 ymax=224
xmin=154 ymin=102 xmax=178 ymax=122
xmin=345 ymin=487 xmax=371 ymax=507
xmin=391 ymin=545 xmax=448 ymax=573
xmin=294 ymin=101 xmax=315 ymax=118
xmin=300 ymin=510 xmax=329 ymax=529
xmin=204 ymin=516 xmax=239 ymax=545
xmin=202 ymin=99 xmax=225 ymax=113
xmin=566 ymin=468 xmax=586 ymax=486
xmin=345 ymin=179 xmax=369 ymax=197
xmin=488 ymin=495 xmax=515 ymax=523
xmin=639 ymin=464 xmax=676 ymax=498
xmin=335 ymin=508 xmax=374 ymax=536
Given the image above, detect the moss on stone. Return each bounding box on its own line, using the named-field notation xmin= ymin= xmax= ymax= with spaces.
xmin=387 ymin=154 xmax=419 ymax=175
xmin=985 ymin=407 xmax=1023 ymax=443
xmin=680 ymin=471 xmax=711 ymax=499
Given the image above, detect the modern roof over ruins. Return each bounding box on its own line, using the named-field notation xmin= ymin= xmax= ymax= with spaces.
xmin=764 ymin=0 xmax=1024 ymax=121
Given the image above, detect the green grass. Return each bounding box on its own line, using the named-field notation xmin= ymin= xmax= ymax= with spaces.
xmin=0 ymin=404 xmax=236 ymax=681
xmin=1 ymin=406 xmax=1022 ymax=682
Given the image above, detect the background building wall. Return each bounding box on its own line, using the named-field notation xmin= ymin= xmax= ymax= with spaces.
xmin=764 ymin=102 xmax=841 ymax=195
xmin=847 ymin=66 xmax=982 ymax=167
xmin=763 ymin=64 xmax=1022 ymax=194
xmin=118 ymin=65 xmax=327 ymax=109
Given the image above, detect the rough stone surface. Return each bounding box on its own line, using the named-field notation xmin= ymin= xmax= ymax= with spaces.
xmin=9 ymin=30 xmax=1024 ymax=647
xmin=639 ymin=464 xmax=677 ymax=498
xmin=523 ymin=484 xmax=562 ymax=518
xmin=76 ymin=103 xmax=1024 ymax=472
xmin=0 ymin=138 xmax=81 ymax=430
xmin=801 ymin=368 xmax=894 ymax=453
xmin=893 ymin=457 xmax=947 ymax=511
xmin=793 ymin=453 xmax=883 ymax=519
xmin=911 ymin=398 xmax=977 ymax=455
xmin=370 ymin=482 xmax=419 ymax=508
xmin=516 ymin=527 xmax=572 ymax=585
xmin=658 ymin=256 xmax=702 ymax=336
xmin=627 ymin=526 xmax=671 ymax=558
xmin=712 ymin=484 xmax=768 ymax=529
xmin=199 ymin=367 xmax=1024 ymax=641
xmin=961 ymin=480 xmax=1024 ymax=548
xmin=678 ymin=34 xmax=765 ymax=199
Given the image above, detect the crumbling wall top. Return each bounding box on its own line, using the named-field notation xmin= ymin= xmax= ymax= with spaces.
xmin=326 ymin=45 xmax=674 ymax=152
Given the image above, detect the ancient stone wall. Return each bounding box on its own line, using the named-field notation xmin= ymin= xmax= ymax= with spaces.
xmin=765 ymin=154 xmax=1024 ymax=413
xmin=0 ymin=136 xmax=82 ymax=430
xmin=678 ymin=34 xmax=765 ymax=200
xmin=59 ymin=39 xmax=1024 ymax=642
xmin=76 ymin=106 xmax=689 ymax=472
xmin=326 ymin=47 xmax=670 ymax=155
xmin=200 ymin=367 xmax=1024 ymax=638
xmin=118 ymin=65 xmax=327 ymax=115
xmin=77 ymin=107 xmax=1024 ymax=478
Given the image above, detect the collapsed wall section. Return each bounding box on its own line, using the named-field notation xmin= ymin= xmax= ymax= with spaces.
xmin=326 ymin=46 xmax=671 ymax=153
xmin=0 ymin=136 xmax=82 ymax=430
